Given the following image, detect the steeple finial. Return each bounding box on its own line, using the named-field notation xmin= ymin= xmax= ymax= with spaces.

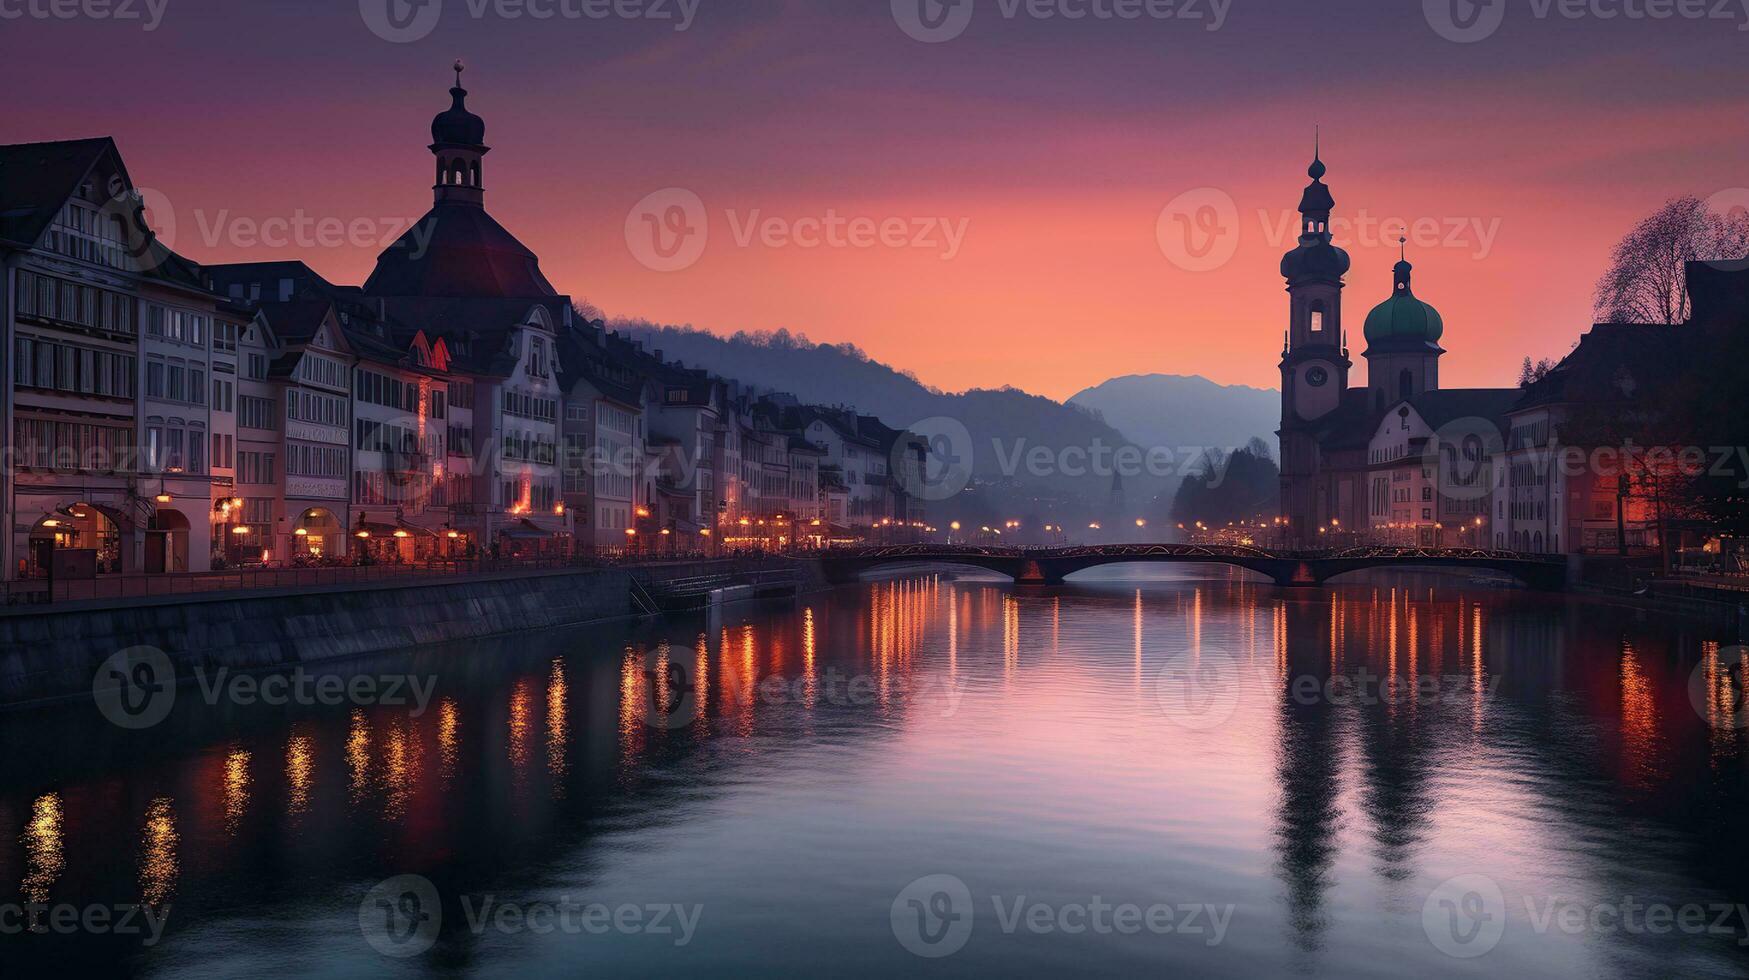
xmin=1393 ymin=230 xmax=1414 ymax=291
xmin=454 ymin=59 xmax=465 ymax=88
xmin=1307 ymin=126 xmax=1326 ymax=181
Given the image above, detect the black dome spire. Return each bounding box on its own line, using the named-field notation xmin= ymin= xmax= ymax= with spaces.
xmin=432 ymin=61 xmax=486 ymax=147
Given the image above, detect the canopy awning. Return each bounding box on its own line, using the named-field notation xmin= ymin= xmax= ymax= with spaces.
xmin=499 ymin=518 xmax=559 ymax=540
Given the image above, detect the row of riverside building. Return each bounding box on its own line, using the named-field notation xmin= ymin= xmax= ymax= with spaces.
xmin=1275 ymin=150 xmax=1749 ymax=557
xmin=0 ymin=71 xmax=925 ymax=582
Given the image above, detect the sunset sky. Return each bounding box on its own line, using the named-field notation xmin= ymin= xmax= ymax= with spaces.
xmin=5 ymin=0 xmax=1746 ymax=399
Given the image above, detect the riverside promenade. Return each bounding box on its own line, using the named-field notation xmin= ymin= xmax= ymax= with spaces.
xmin=0 ymin=556 xmax=821 ymax=708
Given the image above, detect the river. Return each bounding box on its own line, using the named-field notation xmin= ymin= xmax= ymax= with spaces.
xmin=1 ymin=570 xmax=1746 ymax=977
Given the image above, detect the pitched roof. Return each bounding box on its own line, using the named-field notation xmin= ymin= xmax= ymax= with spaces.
xmin=363 ymin=203 xmax=556 ymax=299
xmin=0 ymin=138 xmax=115 ymax=248
xmin=252 ymin=298 xmax=335 ymax=346
xmin=1408 ymin=387 xmax=1521 ymax=429
xmin=1515 ymin=323 xmax=1681 ymax=410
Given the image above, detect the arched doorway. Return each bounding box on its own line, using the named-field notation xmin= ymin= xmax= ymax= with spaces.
xmin=147 ymin=509 xmax=191 ymax=573
xmin=27 ymin=504 xmax=122 ymax=578
xmin=294 ymin=507 xmax=343 ymax=560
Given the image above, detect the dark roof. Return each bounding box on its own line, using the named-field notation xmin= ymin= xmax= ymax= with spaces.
xmin=1310 ymin=388 xmax=1378 ymax=452
xmin=0 ymin=137 xmax=210 ymax=291
xmin=363 ymin=203 xmax=555 ymax=299
xmin=0 ymin=137 xmax=115 ymax=248
xmin=374 ymin=296 xmax=563 ymax=377
xmin=206 ymin=261 xmax=333 ymax=295
xmin=1515 ymin=323 xmax=1681 ymax=411
xmin=432 ymin=85 xmax=486 ymax=147
xmin=557 ymin=326 xmax=647 ymax=407
xmin=1407 ymin=388 xmax=1520 ymax=429
xmin=252 ymin=299 xmax=334 ymax=346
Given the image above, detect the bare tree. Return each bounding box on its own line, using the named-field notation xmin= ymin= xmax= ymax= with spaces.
xmin=1594 ymin=196 xmax=1749 ymax=324
xmin=571 ymin=299 xmax=606 ymax=324
xmin=1518 ymin=356 xmax=1557 ymax=387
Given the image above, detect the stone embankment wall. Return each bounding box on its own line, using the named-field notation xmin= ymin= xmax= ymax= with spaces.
xmin=0 ymin=567 xmax=635 ymax=708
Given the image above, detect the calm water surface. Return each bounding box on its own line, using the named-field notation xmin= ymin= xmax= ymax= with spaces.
xmin=3 ymin=571 xmax=1748 ymax=977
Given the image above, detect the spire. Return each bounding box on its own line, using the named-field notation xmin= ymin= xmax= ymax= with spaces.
xmin=430 ymin=63 xmax=489 ymax=206
xmin=1308 ymin=126 xmax=1326 ymax=181
xmin=1394 ymin=232 xmax=1413 ymax=291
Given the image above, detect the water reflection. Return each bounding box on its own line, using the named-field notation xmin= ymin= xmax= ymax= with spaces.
xmin=222 ymin=746 xmax=250 ymax=834
xmin=285 ymin=733 xmax=313 ymax=818
xmin=138 ymin=798 xmax=177 ymax=910
xmin=0 ymin=576 xmax=1744 ymax=977
xmin=547 ymin=658 xmax=569 ymax=790
xmin=21 ymin=792 xmax=63 ymax=904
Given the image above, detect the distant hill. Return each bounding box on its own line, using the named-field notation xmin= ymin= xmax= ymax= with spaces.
xmin=613 ymin=320 xmax=1150 ymax=502
xmin=1067 ymin=374 xmax=1279 ymax=456
xmin=613 ymin=322 xmax=1278 ymax=513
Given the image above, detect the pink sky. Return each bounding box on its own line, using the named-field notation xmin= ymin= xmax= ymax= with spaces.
xmin=5 ymin=1 xmax=1745 ymax=399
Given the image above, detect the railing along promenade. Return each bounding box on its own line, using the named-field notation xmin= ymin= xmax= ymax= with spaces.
xmin=0 ymin=553 xmax=793 ymax=609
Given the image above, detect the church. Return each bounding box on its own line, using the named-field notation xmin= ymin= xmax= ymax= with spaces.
xmin=1275 ymin=149 xmax=1518 ymax=548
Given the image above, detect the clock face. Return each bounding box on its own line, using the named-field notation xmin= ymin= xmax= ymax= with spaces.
xmin=1306 ymin=366 xmax=1330 ymax=387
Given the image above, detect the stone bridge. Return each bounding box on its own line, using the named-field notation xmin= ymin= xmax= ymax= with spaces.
xmin=819 ymin=544 xmax=1568 ymax=590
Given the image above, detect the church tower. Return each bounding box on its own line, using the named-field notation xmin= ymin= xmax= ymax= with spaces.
xmin=1277 ymin=142 xmax=1351 ymax=540
xmin=1361 ymin=241 xmax=1445 ymax=411
xmin=431 ymin=61 xmax=489 ymax=208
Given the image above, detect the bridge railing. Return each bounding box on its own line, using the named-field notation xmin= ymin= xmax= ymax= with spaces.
xmin=822 ymin=543 xmax=1561 ymax=564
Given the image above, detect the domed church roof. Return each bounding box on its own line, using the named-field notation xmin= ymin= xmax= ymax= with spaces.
xmin=364 ymin=205 xmax=555 ymax=299
xmin=432 ymin=62 xmax=485 ymax=147
xmin=1280 ymin=147 xmax=1351 ymax=284
xmin=1364 ymin=258 xmax=1445 ymax=346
